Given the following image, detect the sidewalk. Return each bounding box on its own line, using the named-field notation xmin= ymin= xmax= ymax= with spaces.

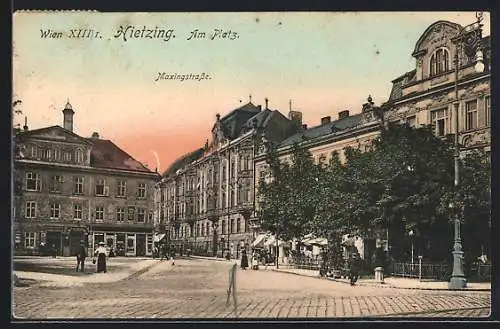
xmin=271 ymin=267 xmax=491 ymax=291
xmin=13 ymin=257 xmax=161 ymax=288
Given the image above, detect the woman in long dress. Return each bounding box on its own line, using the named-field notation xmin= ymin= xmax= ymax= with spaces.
xmin=240 ymin=249 xmax=249 ymax=270
xmin=94 ymin=242 xmax=107 ymax=273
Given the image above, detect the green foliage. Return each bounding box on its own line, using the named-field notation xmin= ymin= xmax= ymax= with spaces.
xmin=257 ymin=122 xmax=491 ymax=261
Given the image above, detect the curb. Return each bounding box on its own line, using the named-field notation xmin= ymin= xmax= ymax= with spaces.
xmin=189 ymin=256 xmax=233 ymax=263
xmin=272 ymin=269 xmax=491 ymax=291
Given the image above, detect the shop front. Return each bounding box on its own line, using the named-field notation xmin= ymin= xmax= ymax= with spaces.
xmin=89 ymin=230 xmax=153 ymax=257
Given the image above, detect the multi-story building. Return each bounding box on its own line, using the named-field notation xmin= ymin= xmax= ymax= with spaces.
xmin=383 ymin=19 xmax=491 ymax=153
xmin=13 ymin=101 xmax=160 ymax=257
xmin=154 ymin=100 xmax=301 ymax=257
xmin=254 ymin=97 xmax=384 ymax=262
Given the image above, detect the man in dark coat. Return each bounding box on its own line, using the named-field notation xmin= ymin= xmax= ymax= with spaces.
xmin=349 ymin=252 xmax=361 ymax=286
xmin=76 ymin=241 xmax=87 ymax=272
xmin=240 ymin=249 xmax=249 ymax=270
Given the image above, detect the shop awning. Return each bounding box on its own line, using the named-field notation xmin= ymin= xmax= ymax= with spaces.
xmin=264 ymin=235 xmax=289 ymax=247
xmin=252 ymin=234 xmax=267 ymax=247
xmin=153 ymin=234 xmax=166 ymax=242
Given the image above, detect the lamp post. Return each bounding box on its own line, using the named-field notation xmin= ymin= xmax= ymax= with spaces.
xmin=448 ymin=12 xmax=484 ymax=289
xmin=409 ymin=229 xmax=414 ymax=266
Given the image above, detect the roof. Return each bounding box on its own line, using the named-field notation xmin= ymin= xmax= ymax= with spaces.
xmin=279 ymin=113 xmax=362 ymax=147
xmin=162 ymin=147 xmax=205 ymax=178
xmin=86 ymin=138 xmax=154 ymax=173
xmin=217 ymin=102 xmax=262 ymax=140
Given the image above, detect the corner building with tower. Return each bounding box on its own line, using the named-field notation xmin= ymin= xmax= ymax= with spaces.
xmin=13 ymin=101 xmax=160 ymax=257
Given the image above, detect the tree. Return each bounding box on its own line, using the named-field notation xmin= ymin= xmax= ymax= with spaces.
xmin=258 ymin=143 xmax=316 ymax=241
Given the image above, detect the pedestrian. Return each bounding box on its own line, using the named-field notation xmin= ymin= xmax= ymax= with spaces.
xmin=52 ymin=243 xmax=57 ymax=258
xmin=240 ymin=249 xmax=249 ymax=270
xmin=76 ymin=240 xmax=87 ymax=272
xmin=251 ymin=252 xmax=259 ymax=270
xmin=94 ymin=242 xmax=107 ymax=273
xmin=170 ymin=250 xmax=175 ymax=266
xmin=349 ymin=252 xmax=361 ymax=286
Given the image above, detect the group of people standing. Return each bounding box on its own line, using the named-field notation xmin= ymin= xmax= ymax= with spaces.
xmin=75 ymin=241 xmax=107 ymax=273
xmin=239 ymin=249 xmax=266 ymax=270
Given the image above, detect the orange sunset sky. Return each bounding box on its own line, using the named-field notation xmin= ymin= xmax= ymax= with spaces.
xmin=12 ymin=12 xmax=490 ymax=173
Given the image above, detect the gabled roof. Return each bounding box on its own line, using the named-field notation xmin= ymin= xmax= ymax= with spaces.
xmin=162 ymin=147 xmax=205 ymax=178
xmin=15 ymin=125 xmax=93 ymax=145
xmin=279 ymin=113 xmax=362 ymax=147
xmin=86 ymin=138 xmax=154 ymax=173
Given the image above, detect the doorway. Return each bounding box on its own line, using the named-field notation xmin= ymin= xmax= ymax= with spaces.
xmin=136 ymin=234 xmax=146 ymax=257
xmin=46 ymin=231 xmax=62 ymax=256
xmin=126 ymin=234 xmax=136 ymax=256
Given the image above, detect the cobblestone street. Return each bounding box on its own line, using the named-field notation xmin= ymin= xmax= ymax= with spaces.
xmin=12 ymin=258 xmax=491 ymax=319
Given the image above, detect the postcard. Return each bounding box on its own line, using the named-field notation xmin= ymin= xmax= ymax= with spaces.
xmin=12 ymin=11 xmax=491 ymax=320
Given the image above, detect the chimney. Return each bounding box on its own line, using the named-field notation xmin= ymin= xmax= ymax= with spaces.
xmin=288 ymin=110 xmax=303 ymax=126
xmin=265 ymin=98 xmax=269 ymax=109
xmin=338 ymin=110 xmax=350 ymax=120
xmin=302 ymin=124 xmax=308 ymax=130
xmin=91 ymin=132 xmax=100 ymax=139
xmin=62 ymin=99 xmax=75 ymax=132
xmin=23 ymin=116 xmax=28 ymax=132
xmin=321 ymin=116 xmax=331 ymax=125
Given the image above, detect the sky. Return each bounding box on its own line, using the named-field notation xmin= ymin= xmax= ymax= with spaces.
xmin=12 ymin=12 xmax=490 ymax=173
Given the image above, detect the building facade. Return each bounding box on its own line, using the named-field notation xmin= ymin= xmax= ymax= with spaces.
xmin=383 ymin=20 xmax=491 ymax=153
xmin=13 ymin=101 xmax=160 ymax=257
xmin=154 ymin=100 xmax=301 ymax=257
xmin=254 ymin=98 xmax=384 ymax=262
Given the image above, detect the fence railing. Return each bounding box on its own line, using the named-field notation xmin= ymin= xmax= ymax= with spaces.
xmin=391 ymin=262 xmax=450 ymax=281
xmin=288 ymin=257 xmax=320 ymax=271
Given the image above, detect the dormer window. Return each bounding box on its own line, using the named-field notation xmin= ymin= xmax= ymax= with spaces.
xmin=430 ymin=48 xmax=450 ymax=76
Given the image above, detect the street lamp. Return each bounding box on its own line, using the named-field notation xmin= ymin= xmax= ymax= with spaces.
xmin=408 ymin=229 xmax=414 ymax=266
xmin=448 ymin=12 xmax=484 ymax=290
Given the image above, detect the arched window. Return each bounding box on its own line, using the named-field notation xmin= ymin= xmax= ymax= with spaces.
xmin=430 ymin=48 xmax=450 ymax=76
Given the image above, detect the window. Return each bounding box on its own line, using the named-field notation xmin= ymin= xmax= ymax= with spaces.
xmin=117 ymin=180 xmax=127 ymax=197
xmin=25 ymin=201 xmax=36 ymax=218
xmin=116 ymin=207 xmax=125 ymax=222
xmin=406 ymin=115 xmax=417 ymax=128
xmin=74 ymin=176 xmax=84 ymax=194
xmin=26 ymin=172 xmax=41 ymax=191
xmin=431 ymin=108 xmax=448 ymax=137
xmin=50 ymin=203 xmax=61 ymax=219
xmin=74 ymin=203 xmax=82 ymax=220
xmin=63 ymin=151 xmax=72 ymax=161
xmin=49 ymin=175 xmax=62 ymax=193
xmin=75 ymin=149 xmax=84 ymax=163
xmin=24 ymin=232 xmax=35 ymax=248
xmin=137 ymin=183 xmax=146 ymax=198
xmin=231 ymin=218 xmax=235 ymax=233
xmin=485 ymin=96 xmax=491 ymax=126
xmin=149 ymin=212 xmax=153 ymax=223
xmin=430 ymin=48 xmax=450 ymax=76
xmin=95 ymin=206 xmax=104 ymax=221
xmin=137 ymin=208 xmax=146 ymax=222
xmin=222 ymin=220 xmax=227 ymax=234
xmin=236 ymin=218 xmax=241 ymax=233
xmin=95 ymin=179 xmax=108 ymax=196
xmin=465 ymin=100 xmax=478 ymax=130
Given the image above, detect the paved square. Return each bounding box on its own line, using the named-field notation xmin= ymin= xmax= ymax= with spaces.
xmin=12 ymin=258 xmax=491 ymax=319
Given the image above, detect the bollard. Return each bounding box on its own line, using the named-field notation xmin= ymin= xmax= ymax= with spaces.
xmin=375 ymin=267 xmax=384 ymax=283
xmin=418 ymin=256 xmax=423 ymax=282
xmin=226 ymin=263 xmax=238 ymax=315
